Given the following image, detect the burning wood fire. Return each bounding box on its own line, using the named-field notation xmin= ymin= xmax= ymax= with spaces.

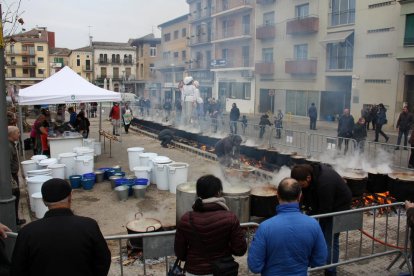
xmin=352 ymin=192 xmax=396 ymax=216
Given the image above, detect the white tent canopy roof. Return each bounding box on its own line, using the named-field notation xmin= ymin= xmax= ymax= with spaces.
xmin=18 ymin=66 xmax=122 ymax=105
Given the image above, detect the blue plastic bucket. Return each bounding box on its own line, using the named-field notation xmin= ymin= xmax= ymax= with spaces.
xmin=81 ymin=178 xmax=94 ymax=190
xmin=105 ymin=169 xmax=116 ymax=179
xmin=83 ymin=173 xmax=96 ymax=182
xmin=134 ymin=178 xmax=148 ymax=186
xmin=114 ymin=178 xmax=129 ymax=188
xmin=98 ymin=167 xmax=111 ymax=180
xmin=69 ymin=175 xmax=82 ymax=189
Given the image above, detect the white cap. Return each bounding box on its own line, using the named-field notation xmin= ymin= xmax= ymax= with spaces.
xmin=184 ymin=76 xmax=193 ymax=85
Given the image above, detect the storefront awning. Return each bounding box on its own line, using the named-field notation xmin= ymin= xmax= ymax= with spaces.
xmin=320 ymin=30 xmax=354 ymax=45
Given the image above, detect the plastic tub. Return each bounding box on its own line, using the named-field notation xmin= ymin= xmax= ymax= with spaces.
xmin=81 ymin=178 xmax=94 ymax=190
xmin=38 ymin=158 xmax=58 ymax=168
xmin=139 ymin=152 xmax=158 ymax=167
xmin=47 ymin=163 xmax=66 ymax=179
xmin=94 ymin=142 xmax=102 ymax=156
xmin=74 ymin=156 xmax=94 ymax=175
xmin=21 ymin=160 xmax=38 ymax=177
xmin=83 ymin=173 xmax=96 ymax=183
xmin=115 ymin=185 xmax=129 ymax=201
xmin=31 ymin=155 xmax=48 ymax=168
xmin=167 ymin=162 xmax=189 ymax=194
xmin=115 ymin=178 xmax=129 ymax=188
xmin=26 ymin=169 xmax=52 ymax=178
xmin=31 ymin=192 xmax=48 ymax=219
xmin=69 ymin=175 xmax=82 ymax=189
xmin=75 ymin=147 xmax=94 ymax=157
xmin=26 ymin=175 xmax=53 ymax=210
xmin=58 ymin=152 xmax=77 ymax=179
xmin=127 ymin=147 xmax=144 ymax=171
xmin=133 ymin=166 xmax=151 ymax=184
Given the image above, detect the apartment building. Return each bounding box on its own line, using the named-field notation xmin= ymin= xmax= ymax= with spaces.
xmin=255 ymin=0 xmax=401 ymax=124
xmin=157 ymin=14 xmax=190 ymax=107
xmin=396 ymin=0 xmax=414 ymax=111
xmin=4 ymin=28 xmax=55 ymax=89
xmin=187 ymin=0 xmax=214 ymax=100
xmin=130 ymin=34 xmax=162 ymax=98
xmin=49 ymin=47 xmax=71 ymax=75
xmin=92 ymin=41 xmax=136 ymax=93
xmin=69 ymin=46 xmax=93 ymax=81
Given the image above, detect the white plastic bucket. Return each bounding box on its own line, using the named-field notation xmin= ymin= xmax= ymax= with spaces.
xmin=153 ymin=159 xmax=173 ymax=191
xmin=139 ymin=152 xmax=158 ymax=167
xmin=94 ymin=142 xmax=102 ymax=156
xmin=26 ymin=169 xmax=52 ymax=178
xmin=38 ymin=158 xmax=58 ymax=168
xmin=75 ymin=156 xmax=94 ymax=175
xmin=127 ymin=147 xmax=144 ymax=171
xmin=83 ymin=138 xmax=95 ymax=149
xmin=31 ymin=192 xmax=48 ymax=219
xmin=167 ymin=163 xmax=189 ymax=194
xmin=26 ymin=175 xmax=52 ymax=210
xmin=47 ymin=163 xmax=66 ymax=179
xmin=150 ymin=156 xmax=171 ymax=185
xmin=75 ymin=147 xmax=94 ymax=157
xmin=21 ymin=160 xmax=38 ymax=177
xmin=58 ymin=152 xmax=77 ymax=179
xmin=133 ymin=166 xmax=151 ymax=184
xmin=31 ymin=155 xmax=48 ymax=169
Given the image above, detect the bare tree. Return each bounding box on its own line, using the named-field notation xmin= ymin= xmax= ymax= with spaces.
xmin=1 ymin=0 xmax=24 ymax=40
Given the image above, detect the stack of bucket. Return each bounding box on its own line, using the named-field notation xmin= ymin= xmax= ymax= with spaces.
xmin=114 ymin=177 xmax=148 ymax=201
xmin=69 ymin=173 xmax=96 ymax=190
xmin=26 ymin=175 xmax=53 ymax=216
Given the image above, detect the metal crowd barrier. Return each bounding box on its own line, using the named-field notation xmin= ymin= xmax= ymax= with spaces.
xmin=269 ymin=128 xmax=308 ymax=155
xmin=365 ymin=141 xmax=412 ymax=170
xmin=307 ymin=133 xmax=358 ymax=158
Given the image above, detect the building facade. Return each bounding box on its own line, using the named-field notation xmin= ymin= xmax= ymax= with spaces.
xmin=157 ymin=14 xmax=190 ymax=108
xmin=5 ymin=28 xmax=55 ymax=90
xmin=69 ymin=46 xmax=93 ymax=81
xmin=92 ymin=41 xmax=137 ymax=93
xmin=49 ymin=47 xmax=71 ymax=75
xmin=130 ymin=34 xmax=162 ymax=99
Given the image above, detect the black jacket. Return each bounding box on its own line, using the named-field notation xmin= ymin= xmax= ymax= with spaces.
xmin=337 ymin=115 xmax=355 ymax=137
xmin=158 ymin=129 xmax=174 ymax=140
xmin=396 ymin=111 xmax=413 ymax=131
xmin=229 ymin=107 xmax=240 ymax=121
xmin=303 ymin=164 xmax=352 ymax=216
xmin=353 ymin=123 xmax=367 ymax=142
xmin=11 ymin=208 xmax=110 ymax=276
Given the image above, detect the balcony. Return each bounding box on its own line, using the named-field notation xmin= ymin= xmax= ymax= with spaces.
xmin=211 ymin=0 xmax=253 ymax=17
xmin=188 ymin=35 xmax=212 ymax=46
xmin=189 ymin=8 xmax=212 ymax=22
xmin=256 ymin=24 xmax=276 ymax=40
xmin=398 ymin=0 xmax=414 ymax=4
xmin=285 ymin=59 xmax=317 ymax=75
xmin=22 ymin=62 xmax=37 ymax=67
xmin=189 ymin=61 xmax=211 ymax=70
xmin=5 ymin=50 xmax=35 ymax=56
xmin=98 ymin=59 xmax=109 ymax=65
xmin=256 ymin=0 xmax=275 ymax=4
xmin=111 ymin=59 xmax=122 ymax=65
xmin=286 ymin=16 xmax=319 ymax=35
xmin=255 ymin=61 xmax=274 ymax=74
xmin=82 ymin=66 xmax=93 ymax=72
xmin=211 ymin=26 xmax=252 ymax=43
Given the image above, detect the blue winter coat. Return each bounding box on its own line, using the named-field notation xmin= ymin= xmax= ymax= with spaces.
xmin=247 ymin=203 xmax=327 ymax=276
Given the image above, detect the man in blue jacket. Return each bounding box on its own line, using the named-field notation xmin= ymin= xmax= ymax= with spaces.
xmin=247 ymin=178 xmax=327 ymax=276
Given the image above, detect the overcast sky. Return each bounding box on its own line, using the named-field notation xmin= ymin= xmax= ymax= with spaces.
xmin=2 ymin=0 xmax=189 ymax=49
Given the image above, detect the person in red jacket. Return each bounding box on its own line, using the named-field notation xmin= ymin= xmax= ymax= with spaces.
xmin=109 ymin=102 xmax=120 ymax=136
xmin=174 ymin=175 xmax=247 ymax=275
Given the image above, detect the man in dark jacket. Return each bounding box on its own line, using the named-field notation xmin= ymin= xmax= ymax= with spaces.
xmin=158 ymin=129 xmax=174 ymax=148
xmin=215 ymin=135 xmax=242 ymax=167
xmin=308 ymin=103 xmax=318 ymax=130
xmin=11 ymin=179 xmax=111 ymax=276
xmin=337 ymin=108 xmax=355 ymax=155
xmin=395 ymin=106 xmax=413 ymax=150
xmin=229 ymin=103 xmax=240 ymax=134
xmin=259 ymin=114 xmax=272 ymax=139
xmin=291 ymin=164 xmax=352 ymax=276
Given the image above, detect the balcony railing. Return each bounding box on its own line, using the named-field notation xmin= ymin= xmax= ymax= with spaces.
xmin=212 ymin=26 xmax=252 ymax=42
xmin=211 ymin=0 xmax=253 ymax=16
xmin=188 ymin=35 xmax=212 ymax=46
xmin=98 ymin=59 xmax=109 ymax=65
xmin=255 ymin=61 xmax=274 ymax=74
xmin=5 ymin=50 xmax=35 ymax=56
xmin=256 ymin=24 xmax=276 ymax=40
xmin=82 ymin=66 xmax=93 ymax=72
xmin=189 ymin=8 xmax=212 ymax=22
xmin=256 ymin=0 xmax=275 ymax=4
xmin=285 ymin=59 xmax=317 ymax=75
xmin=189 ymin=61 xmax=211 ymax=70
xmin=286 ymin=16 xmax=319 ymax=35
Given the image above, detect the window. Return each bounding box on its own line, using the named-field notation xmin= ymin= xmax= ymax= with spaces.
xmin=37 ymin=45 xmax=43 ymax=51
xmin=140 ymin=46 xmax=144 ymax=57
xmin=140 ymin=64 xmax=144 ymax=78
xmin=77 ymin=59 xmax=80 ymax=66
xmin=263 ymin=12 xmax=275 ymax=26
xmin=38 ymin=57 xmax=44 ymax=63
xmin=182 ymin=28 xmax=187 ymax=37
xmin=182 ymin=50 xmax=186 ymax=60
xmin=330 ymin=0 xmax=355 ymax=26
xmin=174 ymin=52 xmax=179 ymax=58
xmin=174 ymin=30 xmax=179 ymax=39
xmin=22 ymin=45 xmax=27 ymax=51
xmin=219 ymin=82 xmax=251 ymax=100
xmin=296 ymin=3 xmax=309 ymax=18
xmin=22 ymin=56 xmax=27 ymax=62
xmin=242 ymin=14 xmax=250 ymax=35
xmin=10 ymin=44 xmax=14 ymax=54
xmin=286 ymin=90 xmax=319 ymax=116
xmin=163 ymin=52 xmax=171 ymax=59
xmin=10 ymin=57 xmax=16 ymax=65
xmin=11 ymin=69 xmax=16 ymax=77
xmin=23 ymin=69 xmax=28 ymax=74
xmin=38 ymin=68 xmax=45 ymax=75
xmin=242 ymin=46 xmax=250 ymax=67
xmin=150 ymin=44 xmax=157 ymax=57
xmin=222 ymin=0 xmax=229 ymax=10
xmin=294 ymin=44 xmax=308 ymax=59
xmin=125 ymin=68 xmax=131 ymax=78
xmin=164 ymin=33 xmax=171 ymax=42
xmin=113 ymin=67 xmax=119 ymax=79
xmin=404 ymin=14 xmax=414 ymax=46
xmin=327 ymin=33 xmax=354 ymax=70
xmin=262 ymin=48 xmax=273 ymax=63
xmin=222 ymin=48 xmax=228 ymax=60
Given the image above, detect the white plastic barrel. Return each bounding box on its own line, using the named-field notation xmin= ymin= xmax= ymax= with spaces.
xmin=153 ymin=157 xmax=173 ymax=190
xmin=21 ymin=160 xmax=38 ymax=177
xmin=38 ymin=158 xmax=58 ymax=169
xmin=133 ymin=166 xmax=151 ymax=184
xmin=167 ymin=162 xmax=189 ymax=194
xmin=75 ymin=147 xmax=94 ymax=157
xmin=47 ymin=163 xmax=66 ymax=179
xmin=75 ymin=156 xmax=94 ymax=175
xmin=150 ymin=156 xmax=171 ymax=185
xmin=94 ymin=142 xmax=102 ymax=156
xmin=139 ymin=152 xmax=158 ymax=167
xmin=31 ymin=192 xmax=48 ymax=218
xmin=26 ymin=169 xmax=52 ymax=178
xmin=83 ymin=138 xmax=95 ymax=149
xmin=127 ymin=147 xmax=144 ymax=171
xmin=26 ymin=175 xmax=52 ymax=210
xmin=58 ymin=152 xmax=77 ymax=179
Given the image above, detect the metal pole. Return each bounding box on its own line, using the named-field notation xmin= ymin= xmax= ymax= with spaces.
xmin=18 ymin=105 xmax=25 ymax=160
xmin=0 ymin=4 xmax=17 ymax=258
xmin=98 ymin=102 xmax=102 ymax=142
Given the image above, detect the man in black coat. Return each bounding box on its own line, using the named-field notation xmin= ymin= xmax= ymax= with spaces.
xmin=215 ymin=134 xmax=242 ymax=167
xmin=308 ymin=103 xmax=318 ymax=130
xmin=337 ymin=108 xmax=355 ymax=155
xmin=229 ymin=103 xmax=240 ymax=134
xmin=395 ymin=105 xmax=413 ymax=150
xmin=291 ymin=164 xmax=352 ymax=276
xmin=158 ymin=129 xmax=174 ymax=148
xmin=11 ymin=179 xmax=111 ymax=276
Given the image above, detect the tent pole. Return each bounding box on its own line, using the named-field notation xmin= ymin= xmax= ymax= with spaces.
xmin=18 ymin=105 xmax=25 ymax=160
xmin=99 ymin=102 xmax=102 ymax=142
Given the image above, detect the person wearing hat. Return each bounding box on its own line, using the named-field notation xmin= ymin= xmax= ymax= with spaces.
xmin=181 ymin=76 xmax=197 ymax=125
xmin=11 ymin=179 xmax=111 ymax=276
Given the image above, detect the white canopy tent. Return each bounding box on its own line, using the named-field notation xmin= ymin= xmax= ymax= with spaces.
xmin=18 ymin=66 xmax=121 ymax=105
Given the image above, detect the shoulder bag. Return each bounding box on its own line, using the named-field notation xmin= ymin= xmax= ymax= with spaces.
xmin=189 ymin=212 xmax=239 ymax=276
xmin=167 ymin=258 xmax=185 ymax=276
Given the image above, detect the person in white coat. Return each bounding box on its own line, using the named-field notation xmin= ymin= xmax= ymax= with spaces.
xmin=181 ymin=76 xmax=197 ymax=125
